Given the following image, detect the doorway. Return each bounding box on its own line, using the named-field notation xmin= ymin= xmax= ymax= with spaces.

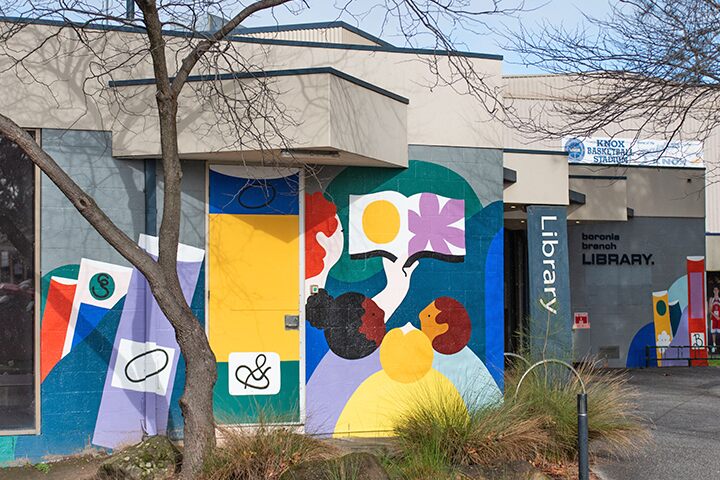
xmin=504 ymin=227 xmax=529 ymax=355
xmin=207 ymin=165 xmax=302 ymax=423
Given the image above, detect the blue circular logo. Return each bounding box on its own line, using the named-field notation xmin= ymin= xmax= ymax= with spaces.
xmin=565 ymin=138 xmax=585 ymax=161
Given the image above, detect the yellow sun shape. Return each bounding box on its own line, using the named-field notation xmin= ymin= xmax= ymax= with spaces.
xmin=362 ymin=200 xmax=400 ymax=244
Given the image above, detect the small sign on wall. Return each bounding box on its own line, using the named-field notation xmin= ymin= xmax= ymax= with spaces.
xmin=573 ymin=312 xmax=590 ymax=330
xmin=229 ymin=352 xmax=281 ymax=396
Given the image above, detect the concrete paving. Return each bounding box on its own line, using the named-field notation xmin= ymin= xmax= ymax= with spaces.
xmin=593 ymin=367 xmax=720 ymax=480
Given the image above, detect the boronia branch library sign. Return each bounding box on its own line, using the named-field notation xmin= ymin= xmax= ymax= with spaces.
xmin=562 ymin=136 xmax=704 ymax=168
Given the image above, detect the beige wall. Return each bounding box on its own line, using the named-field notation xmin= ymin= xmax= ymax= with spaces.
xmin=707 ymin=236 xmax=720 ymax=270
xmin=0 ymin=22 xmax=503 ymax=162
xmin=241 ymin=26 xmax=381 ymax=46
xmin=110 ymin=71 xmax=408 ymax=166
xmin=567 ymin=177 xmax=627 ymax=222
xmin=504 ymin=73 xmax=714 ymax=235
xmin=503 ymin=152 xmax=568 ymax=205
xmin=567 ymin=165 xmax=704 ymax=218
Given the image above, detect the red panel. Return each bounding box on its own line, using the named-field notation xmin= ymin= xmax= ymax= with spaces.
xmin=40 ymin=277 xmax=77 ymax=381
xmin=687 ymin=257 xmax=708 ymax=367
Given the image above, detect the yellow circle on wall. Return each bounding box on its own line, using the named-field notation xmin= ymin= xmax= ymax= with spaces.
xmin=362 ymin=200 xmax=400 ymax=244
xmin=380 ymin=328 xmax=434 ymax=383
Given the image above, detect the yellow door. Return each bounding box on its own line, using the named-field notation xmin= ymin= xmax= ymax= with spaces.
xmin=208 ymin=165 xmax=300 ymax=422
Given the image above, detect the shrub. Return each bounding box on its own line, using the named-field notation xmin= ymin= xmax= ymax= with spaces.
xmin=507 ymin=360 xmax=649 ymax=461
xmin=201 ymin=425 xmax=330 ymax=480
xmin=392 ymin=385 xmax=549 ymax=473
xmin=391 ymin=359 xmax=648 ymax=475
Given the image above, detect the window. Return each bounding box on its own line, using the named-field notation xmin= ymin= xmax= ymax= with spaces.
xmin=0 ymin=132 xmax=37 ymax=432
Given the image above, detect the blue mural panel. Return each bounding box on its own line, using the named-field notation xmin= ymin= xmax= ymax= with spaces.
xmin=208 ymin=169 xmax=299 ymax=215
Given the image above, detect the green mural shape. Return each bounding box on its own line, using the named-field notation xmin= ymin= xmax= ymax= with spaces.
xmin=324 ymin=160 xmax=483 ymax=283
xmin=214 ymin=361 xmax=300 ymax=424
xmin=89 ymin=272 xmax=115 ymax=301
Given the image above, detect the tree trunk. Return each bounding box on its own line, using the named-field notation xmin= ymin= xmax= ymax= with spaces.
xmin=148 ymin=272 xmax=217 ymax=479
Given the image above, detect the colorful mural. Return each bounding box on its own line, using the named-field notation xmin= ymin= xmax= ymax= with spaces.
xmin=627 ymin=256 xmax=709 ymax=368
xmin=3 ymin=155 xmax=505 ymax=461
xmin=2 ymin=235 xmax=205 ymax=463
xmin=305 ymin=160 xmax=503 ymax=436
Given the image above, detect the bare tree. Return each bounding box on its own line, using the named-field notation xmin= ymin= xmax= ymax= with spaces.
xmin=505 ymin=0 xmax=720 ymax=154
xmin=0 ymin=0 xmax=522 ymax=476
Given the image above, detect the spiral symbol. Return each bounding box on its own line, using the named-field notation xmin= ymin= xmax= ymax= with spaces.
xmin=235 ymin=354 xmax=272 ymax=390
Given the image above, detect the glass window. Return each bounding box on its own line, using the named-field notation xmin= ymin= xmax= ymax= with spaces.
xmin=0 ymin=133 xmax=36 ymax=431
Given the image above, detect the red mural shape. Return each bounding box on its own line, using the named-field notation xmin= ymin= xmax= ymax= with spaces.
xmin=305 ymin=192 xmax=339 ymax=279
xmin=687 ymin=257 xmax=709 ymax=366
xmin=421 ymin=297 xmax=471 ymax=355
xmin=40 ymin=277 xmax=77 ymax=381
xmin=306 ymin=289 xmax=386 ymax=360
xmin=359 ymin=297 xmax=386 ymax=346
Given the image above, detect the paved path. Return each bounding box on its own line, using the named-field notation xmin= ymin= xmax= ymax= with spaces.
xmin=593 ymin=367 xmax=720 ymax=480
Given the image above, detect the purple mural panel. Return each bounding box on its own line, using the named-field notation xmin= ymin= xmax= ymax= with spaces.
xmin=306 ymin=349 xmax=380 ymax=435
xmin=92 ymin=236 xmax=204 ymax=448
xmin=662 ymin=307 xmax=690 ymax=367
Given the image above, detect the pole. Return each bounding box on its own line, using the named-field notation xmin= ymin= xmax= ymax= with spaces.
xmin=577 ymin=393 xmax=589 ymax=480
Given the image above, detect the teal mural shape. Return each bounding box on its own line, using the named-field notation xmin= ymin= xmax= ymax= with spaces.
xmin=324 ymin=160 xmax=483 ymax=284
xmin=0 ymin=437 xmax=16 ymax=464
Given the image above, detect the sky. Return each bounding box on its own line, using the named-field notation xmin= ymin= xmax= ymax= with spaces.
xmin=244 ymin=0 xmax=614 ymax=74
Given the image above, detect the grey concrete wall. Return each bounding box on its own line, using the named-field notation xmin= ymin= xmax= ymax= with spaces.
xmin=568 ymin=217 xmax=705 ymax=367
xmin=41 ymin=131 xmax=206 ymax=271
xmin=155 ymin=160 xmax=206 ymax=250
xmin=41 ymin=129 xmax=145 ymax=272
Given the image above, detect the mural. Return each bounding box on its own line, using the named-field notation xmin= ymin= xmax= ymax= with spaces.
xmin=304 ymin=160 xmax=504 ymax=436
xmin=2 ymin=235 xmax=204 ymax=463
xmin=2 ymin=154 xmax=505 ymax=461
xmin=627 ymin=256 xmax=709 ymax=367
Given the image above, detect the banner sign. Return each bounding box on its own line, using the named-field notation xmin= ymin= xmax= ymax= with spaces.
xmin=527 ymin=206 xmax=572 ymax=360
xmin=562 ymin=136 xmax=703 ymax=168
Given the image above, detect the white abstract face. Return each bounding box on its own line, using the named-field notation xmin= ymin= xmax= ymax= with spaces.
xmin=315 ymin=214 xmax=344 ymax=274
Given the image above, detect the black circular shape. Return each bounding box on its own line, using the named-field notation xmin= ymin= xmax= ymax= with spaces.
xmin=237 ymin=182 xmax=277 ymax=209
xmin=124 ymin=348 xmax=170 ymax=383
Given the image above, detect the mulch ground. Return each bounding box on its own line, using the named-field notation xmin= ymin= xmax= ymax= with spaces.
xmin=0 ymin=453 xmax=108 ymax=480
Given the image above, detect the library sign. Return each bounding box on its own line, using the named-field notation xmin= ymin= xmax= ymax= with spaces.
xmin=580 ymin=232 xmax=654 ymax=266
xmin=562 ymin=137 xmax=703 ymax=168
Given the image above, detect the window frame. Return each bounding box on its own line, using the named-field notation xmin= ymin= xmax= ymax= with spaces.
xmin=0 ymin=129 xmax=41 ymax=436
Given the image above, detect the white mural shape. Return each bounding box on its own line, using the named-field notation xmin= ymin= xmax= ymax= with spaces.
xmin=110 ymin=338 xmax=177 ymax=395
xmin=61 ymin=258 xmax=133 ymax=357
xmin=228 ymin=351 xmax=281 ymax=396
xmin=349 ymin=191 xmax=465 ymax=265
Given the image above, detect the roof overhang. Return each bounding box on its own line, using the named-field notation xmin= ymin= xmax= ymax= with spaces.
xmin=109 ymin=67 xmax=409 ymax=167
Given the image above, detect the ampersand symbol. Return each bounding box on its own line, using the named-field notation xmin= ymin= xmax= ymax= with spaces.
xmin=235 ymin=354 xmax=271 ymax=390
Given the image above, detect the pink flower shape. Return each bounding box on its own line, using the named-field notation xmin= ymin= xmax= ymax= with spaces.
xmin=408 ymin=193 xmax=465 ymax=256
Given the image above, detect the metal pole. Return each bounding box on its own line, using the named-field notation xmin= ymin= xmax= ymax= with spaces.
xmin=577 ymin=393 xmax=589 ymax=480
